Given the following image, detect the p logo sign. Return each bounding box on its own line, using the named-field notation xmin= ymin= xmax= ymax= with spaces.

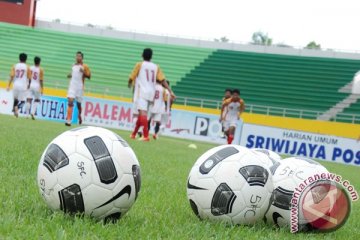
xmin=194 ymin=117 xmax=209 ymax=136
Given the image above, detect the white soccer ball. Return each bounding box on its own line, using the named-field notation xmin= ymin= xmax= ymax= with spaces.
xmin=251 ymin=148 xmax=282 ymax=175
xmin=264 ymin=157 xmax=328 ymax=228
xmin=37 ymin=126 xmax=141 ymax=222
xmin=252 ymin=148 xmax=282 ymax=162
xmin=187 ymin=145 xmax=273 ymax=225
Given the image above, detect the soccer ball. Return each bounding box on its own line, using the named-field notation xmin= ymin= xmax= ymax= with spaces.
xmin=251 ymin=148 xmax=282 ymax=175
xmin=264 ymin=157 xmax=328 ymax=228
xmin=187 ymin=145 xmax=273 ymax=225
xmin=37 ymin=126 xmax=141 ymax=222
xmin=252 ymin=148 xmax=282 ymax=162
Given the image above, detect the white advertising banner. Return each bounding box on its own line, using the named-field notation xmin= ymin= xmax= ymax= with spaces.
xmin=0 ymin=89 xmax=13 ymax=114
xmin=82 ymin=97 xmax=243 ymax=144
xmin=240 ymin=123 xmax=360 ymax=166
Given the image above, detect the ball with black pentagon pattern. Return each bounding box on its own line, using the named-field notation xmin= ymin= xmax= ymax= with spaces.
xmin=264 ymin=157 xmax=329 ymax=229
xmin=37 ymin=126 xmax=141 ymax=222
xmin=187 ymin=145 xmax=273 ymax=225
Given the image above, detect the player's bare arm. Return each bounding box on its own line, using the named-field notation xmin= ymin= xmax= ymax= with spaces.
xmin=82 ymin=66 xmax=91 ymax=79
xmin=27 ymin=67 xmax=31 ymax=89
xmin=128 ymin=62 xmax=141 ymax=89
xmin=162 ymin=80 xmax=176 ymax=99
xmin=240 ymin=99 xmax=245 ymax=114
xmin=6 ymin=78 xmax=13 ymax=91
xmin=40 ymin=79 xmax=44 ymax=95
xmin=220 ymin=101 xmax=229 ymax=121
xmin=27 ymin=69 xmax=33 ymax=89
xmin=220 ymin=106 xmax=225 ymax=122
xmin=128 ymin=78 xmax=133 ymax=88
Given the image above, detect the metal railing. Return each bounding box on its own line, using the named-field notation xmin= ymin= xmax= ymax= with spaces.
xmin=168 ymin=96 xmax=360 ymax=124
xmin=333 ymin=113 xmax=360 ymax=123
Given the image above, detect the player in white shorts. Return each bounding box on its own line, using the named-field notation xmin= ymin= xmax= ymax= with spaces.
xmin=160 ymin=81 xmax=173 ymax=132
xmin=65 ymin=51 xmax=91 ymax=126
xmin=219 ymin=89 xmax=232 ymax=137
xmin=7 ymin=53 xmax=31 ymax=117
xmin=25 ymin=56 xmax=44 ymax=120
xmin=128 ymin=48 xmax=175 ymax=141
xmin=221 ymin=89 xmax=245 ymax=144
xmin=149 ymin=81 xmax=166 ymax=140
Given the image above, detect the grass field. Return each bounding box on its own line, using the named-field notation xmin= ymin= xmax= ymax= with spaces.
xmin=0 ymin=114 xmax=359 ymax=239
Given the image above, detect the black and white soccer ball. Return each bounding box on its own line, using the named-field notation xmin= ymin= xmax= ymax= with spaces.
xmin=251 ymin=148 xmax=282 ymax=175
xmin=264 ymin=157 xmax=328 ymax=228
xmin=187 ymin=145 xmax=273 ymax=225
xmin=252 ymin=148 xmax=282 ymax=162
xmin=37 ymin=126 xmax=141 ymax=222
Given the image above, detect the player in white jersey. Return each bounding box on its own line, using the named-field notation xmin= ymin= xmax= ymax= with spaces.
xmin=128 ymin=48 xmax=175 ymax=141
xmin=25 ymin=56 xmax=44 ymax=120
xmin=65 ymin=51 xmax=91 ymax=126
xmin=160 ymin=81 xmax=173 ymax=134
xmin=7 ymin=53 xmax=31 ymax=117
xmin=219 ymin=89 xmax=233 ymax=137
xmin=149 ymin=81 xmax=166 ymax=139
xmin=221 ymin=89 xmax=245 ymax=144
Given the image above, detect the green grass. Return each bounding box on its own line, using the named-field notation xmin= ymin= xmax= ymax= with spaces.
xmin=0 ymin=114 xmax=359 ymax=239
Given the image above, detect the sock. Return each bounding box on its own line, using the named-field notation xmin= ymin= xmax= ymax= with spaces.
xmin=31 ymin=101 xmax=39 ymax=115
xmin=132 ymin=117 xmax=142 ymax=136
xmin=227 ymin=135 xmax=234 ymax=144
xmin=77 ymin=102 xmax=82 ymax=123
xmin=25 ymin=101 xmax=31 ymax=115
xmin=155 ymin=122 xmax=160 ymax=134
xmin=148 ymin=119 xmax=151 ymax=132
xmin=77 ymin=102 xmax=82 ymax=116
xmin=18 ymin=101 xmax=25 ymax=109
xmin=66 ymin=103 xmax=74 ymax=122
xmin=13 ymin=99 xmax=19 ymax=111
xmin=141 ymin=115 xmax=149 ymax=138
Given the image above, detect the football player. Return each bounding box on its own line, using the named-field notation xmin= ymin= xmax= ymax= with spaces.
xmin=25 ymin=56 xmax=44 ymax=120
xmin=219 ymin=89 xmax=232 ymax=137
xmin=65 ymin=51 xmax=91 ymax=126
xmin=221 ymin=89 xmax=245 ymax=144
xmin=7 ymin=53 xmax=31 ymax=117
xmin=128 ymin=48 xmax=175 ymax=141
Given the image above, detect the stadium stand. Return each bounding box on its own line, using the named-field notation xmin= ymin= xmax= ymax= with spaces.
xmin=343 ymin=100 xmax=360 ymax=114
xmin=1 ymin=21 xmax=360 ymax=121
xmin=173 ymin=50 xmax=360 ymax=118
xmin=0 ymin=22 xmax=212 ymax=95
